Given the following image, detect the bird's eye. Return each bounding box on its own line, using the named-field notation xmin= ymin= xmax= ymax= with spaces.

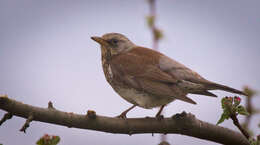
xmin=110 ymin=39 xmax=118 ymax=45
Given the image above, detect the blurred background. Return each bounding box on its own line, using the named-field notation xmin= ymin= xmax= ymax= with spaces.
xmin=0 ymin=0 xmax=259 ymax=145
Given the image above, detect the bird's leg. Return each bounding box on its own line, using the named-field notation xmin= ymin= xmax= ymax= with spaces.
xmin=155 ymin=105 xmax=165 ymax=120
xmin=116 ymin=105 xmax=136 ymax=119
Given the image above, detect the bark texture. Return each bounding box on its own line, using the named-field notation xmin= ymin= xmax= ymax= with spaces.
xmin=0 ymin=96 xmax=249 ymax=145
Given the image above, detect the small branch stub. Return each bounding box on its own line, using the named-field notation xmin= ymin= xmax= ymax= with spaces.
xmin=20 ymin=114 xmax=33 ymax=133
xmin=48 ymin=101 xmax=55 ymax=109
xmin=87 ymin=110 xmax=96 ymax=119
xmin=0 ymin=112 xmax=13 ymax=126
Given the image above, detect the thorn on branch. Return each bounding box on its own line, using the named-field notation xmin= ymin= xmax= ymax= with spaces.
xmin=48 ymin=101 xmax=55 ymax=109
xmin=86 ymin=110 xmax=96 ymax=119
xmin=20 ymin=114 xmax=33 ymax=133
xmin=0 ymin=112 xmax=13 ymax=126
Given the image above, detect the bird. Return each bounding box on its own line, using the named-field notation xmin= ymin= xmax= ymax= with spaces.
xmin=91 ymin=33 xmax=247 ymax=119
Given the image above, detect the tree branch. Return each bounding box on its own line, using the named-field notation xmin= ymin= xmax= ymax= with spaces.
xmin=0 ymin=96 xmax=249 ymax=145
xmin=230 ymin=114 xmax=250 ymax=139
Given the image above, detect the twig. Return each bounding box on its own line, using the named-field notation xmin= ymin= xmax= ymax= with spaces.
xmin=86 ymin=110 xmax=96 ymax=119
xmin=0 ymin=112 xmax=13 ymax=125
xmin=48 ymin=101 xmax=55 ymax=110
xmin=20 ymin=114 xmax=33 ymax=133
xmin=148 ymin=0 xmax=159 ymax=50
xmin=230 ymin=114 xmax=250 ymax=139
xmin=243 ymin=86 xmax=254 ymax=131
xmin=0 ymin=96 xmax=250 ymax=145
xmin=242 ymin=86 xmax=259 ymax=133
xmin=147 ymin=0 xmax=167 ymax=144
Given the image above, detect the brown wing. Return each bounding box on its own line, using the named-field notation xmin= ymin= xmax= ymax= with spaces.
xmin=110 ymin=47 xmax=178 ymax=84
xmin=135 ymin=78 xmax=196 ymax=104
xmin=110 ymin=47 xmax=196 ymax=104
xmin=158 ymin=54 xmax=211 ymax=84
xmin=158 ymin=54 xmax=246 ymax=96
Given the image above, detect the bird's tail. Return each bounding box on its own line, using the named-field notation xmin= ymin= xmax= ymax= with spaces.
xmin=207 ymin=83 xmax=247 ymax=96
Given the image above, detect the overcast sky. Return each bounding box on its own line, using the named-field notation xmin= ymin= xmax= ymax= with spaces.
xmin=0 ymin=0 xmax=259 ymax=145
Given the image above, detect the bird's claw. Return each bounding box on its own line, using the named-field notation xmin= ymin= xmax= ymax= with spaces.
xmin=156 ymin=115 xmax=164 ymax=121
xmin=116 ymin=113 xmax=127 ymax=119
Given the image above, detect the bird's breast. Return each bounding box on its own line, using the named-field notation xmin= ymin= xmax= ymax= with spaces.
xmin=107 ymin=64 xmax=114 ymax=80
xmin=114 ymin=87 xmax=174 ymax=109
xmin=102 ymin=59 xmax=114 ymax=84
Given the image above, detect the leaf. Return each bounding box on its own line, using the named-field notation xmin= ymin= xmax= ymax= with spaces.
xmin=217 ymin=113 xmax=226 ymax=125
xmin=146 ymin=16 xmax=154 ymax=28
xmin=154 ymin=28 xmax=163 ymax=40
xmin=221 ymin=97 xmax=232 ymax=109
xmin=237 ymin=105 xmax=250 ymax=116
xmin=217 ymin=97 xmax=233 ymax=125
xmin=36 ymin=134 xmax=60 ymax=145
xmin=217 ymin=112 xmax=230 ymax=125
xmin=50 ymin=136 xmax=60 ymax=145
xmin=249 ymin=138 xmax=259 ymax=145
xmin=221 ymin=97 xmax=227 ymax=109
xmin=36 ymin=138 xmax=44 ymax=145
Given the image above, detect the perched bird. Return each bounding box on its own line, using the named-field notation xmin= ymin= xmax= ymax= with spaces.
xmin=91 ymin=33 xmax=246 ymax=119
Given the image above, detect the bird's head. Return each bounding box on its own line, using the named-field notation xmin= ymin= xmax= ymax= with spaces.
xmin=91 ymin=33 xmax=136 ymax=57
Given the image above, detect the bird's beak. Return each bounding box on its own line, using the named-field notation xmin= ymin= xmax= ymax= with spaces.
xmin=91 ymin=36 xmax=108 ymax=46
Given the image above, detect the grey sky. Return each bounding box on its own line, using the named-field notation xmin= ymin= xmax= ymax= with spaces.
xmin=0 ymin=0 xmax=259 ymax=145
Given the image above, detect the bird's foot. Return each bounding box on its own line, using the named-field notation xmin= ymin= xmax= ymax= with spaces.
xmin=155 ymin=105 xmax=165 ymax=121
xmin=156 ymin=114 xmax=164 ymax=121
xmin=115 ymin=105 xmax=136 ymax=119
xmin=116 ymin=112 xmax=127 ymax=119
